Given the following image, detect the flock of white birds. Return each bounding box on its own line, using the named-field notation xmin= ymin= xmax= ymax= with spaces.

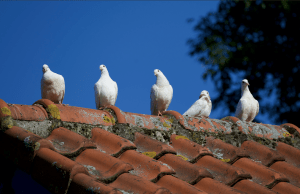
xmin=41 ymin=64 xmax=259 ymax=122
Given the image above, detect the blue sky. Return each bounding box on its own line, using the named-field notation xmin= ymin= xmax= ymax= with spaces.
xmin=0 ymin=1 xmax=272 ymax=124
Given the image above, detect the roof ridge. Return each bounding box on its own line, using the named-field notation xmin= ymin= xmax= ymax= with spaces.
xmin=1 ymin=98 xmax=300 ymax=193
xmin=1 ymin=98 xmax=299 ymax=150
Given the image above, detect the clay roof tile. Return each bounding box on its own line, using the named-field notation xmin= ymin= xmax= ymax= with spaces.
xmin=1 ymin=98 xmax=300 ymax=194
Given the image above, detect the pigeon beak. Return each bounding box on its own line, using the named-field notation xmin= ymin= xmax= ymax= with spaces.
xmin=243 ymin=81 xmax=249 ymax=86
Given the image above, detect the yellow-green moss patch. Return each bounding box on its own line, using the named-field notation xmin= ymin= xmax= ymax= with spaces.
xmin=220 ymin=158 xmax=230 ymax=162
xmin=175 ymin=135 xmax=189 ymax=140
xmin=1 ymin=107 xmax=11 ymax=116
xmin=47 ymin=104 xmax=61 ymax=120
xmin=177 ymin=155 xmax=189 ymax=161
xmin=142 ymin=151 xmax=156 ymax=158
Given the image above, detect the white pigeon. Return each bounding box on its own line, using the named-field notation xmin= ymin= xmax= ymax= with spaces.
xmin=183 ymin=90 xmax=212 ymax=118
xmin=94 ymin=64 xmax=118 ymax=109
xmin=150 ymin=69 xmax=173 ymax=116
xmin=41 ymin=64 xmax=65 ymax=104
xmin=235 ymin=79 xmax=259 ymax=122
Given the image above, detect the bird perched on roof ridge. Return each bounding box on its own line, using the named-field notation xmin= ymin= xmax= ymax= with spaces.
xmin=150 ymin=69 xmax=173 ymax=116
xmin=41 ymin=64 xmax=65 ymax=104
xmin=183 ymin=90 xmax=212 ymax=118
xmin=94 ymin=64 xmax=118 ymax=109
xmin=235 ymin=79 xmax=259 ymax=122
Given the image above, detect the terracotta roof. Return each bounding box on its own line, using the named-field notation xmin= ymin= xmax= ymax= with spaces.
xmin=1 ymin=98 xmax=300 ymax=194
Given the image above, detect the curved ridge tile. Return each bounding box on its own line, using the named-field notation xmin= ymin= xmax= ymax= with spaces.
xmin=222 ymin=116 xmax=287 ymax=139
xmin=0 ymin=99 xmax=13 ymax=130
xmin=109 ymin=173 xmax=171 ymax=194
xmin=261 ymin=124 xmax=290 ymax=139
xmin=156 ymin=175 xmax=207 ymax=194
xmin=184 ymin=116 xmax=216 ymax=132
xmin=0 ymin=99 xmax=11 ymax=119
xmin=68 ymin=173 xmax=122 ymax=194
xmin=210 ymin=119 xmax=232 ymax=134
xmin=170 ymin=134 xmax=213 ymax=163
xmin=162 ymin=110 xmax=190 ymax=130
xmin=121 ymin=112 xmax=174 ymax=131
xmin=134 ymin=132 xmax=176 ymax=159
xmin=34 ymin=99 xmax=55 ymax=107
xmin=100 ymin=105 xmax=126 ymax=124
xmin=243 ymin=122 xmax=272 ymax=138
xmin=195 ymin=155 xmax=251 ymax=186
xmin=0 ymin=126 xmax=54 ymax=173
xmin=233 ymin=180 xmax=278 ymax=194
xmin=233 ymin=158 xmax=289 ymax=188
xmin=272 ymin=182 xmax=300 ymax=194
xmin=221 ymin=116 xmax=247 ymax=133
xmin=75 ymin=149 xmax=133 ymax=183
xmin=46 ymin=127 xmax=96 ymax=156
xmin=247 ymin=122 xmax=287 ymax=139
xmin=184 ymin=116 xmax=232 ymax=133
xmin=9 ymin=104 xmax=48 ymax=121
xmin=158 ymin=154 xmax=213 ymax=184
xmin=118 ymin=150 xmax=175 ymax=182
xmin=194 ymin=178 xmax=246 ymax=194
xmin=56 ymin=104 xmax=114 ymax=125
xmin=276 ymin=142 xmax=300 ymax=168
xmin=241 ymin=140 xmax=285 ymax=166
xmin=32 ymin=148 xmax=88 ymax=194
xmin=270 ymin=161 xmax=300 ymax=187
xmin=91 ymin=127 xmax=136 ymax=157
xmin=206 ymin=137 xmax=249 ymax=164
xmin=280 ymin=123 xmax=300 ymax=135
xmin=33 ymin=99 xmax=61 ymax=120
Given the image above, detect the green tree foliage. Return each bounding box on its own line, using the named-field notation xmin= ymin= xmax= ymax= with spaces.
xmin=188 ymin=0 xmax=300 ymax=125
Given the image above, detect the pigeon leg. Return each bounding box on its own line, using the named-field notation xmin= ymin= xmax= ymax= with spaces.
xmin=158 ymin=111 xmax=162 ymax=116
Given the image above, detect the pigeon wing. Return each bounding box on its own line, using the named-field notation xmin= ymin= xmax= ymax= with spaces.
xmin=255 ymin=99 xmax=259 ymax=117
xmin=166 ymin=84 xmax=173 ymax=110
xmin=58 ymin=75 xmax=65 ymax=104
xmin=150 ymin=84 xmax=159 ymax=115
xmin=41 ymin=73 xmax=52 ymax=100
xmin=94 ymin=82 xmax=101 ymax=109
xmin=235 ymin=98 xmax=246 ymax=119
xmin=113 ymin=81 xmax=118 ymax=105
xmin=184 ymin=98 xmax=205 ymax=116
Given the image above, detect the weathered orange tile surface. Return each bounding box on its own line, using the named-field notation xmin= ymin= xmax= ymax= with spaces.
xmin=1 ymin=98 xmax=300 ymax=194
